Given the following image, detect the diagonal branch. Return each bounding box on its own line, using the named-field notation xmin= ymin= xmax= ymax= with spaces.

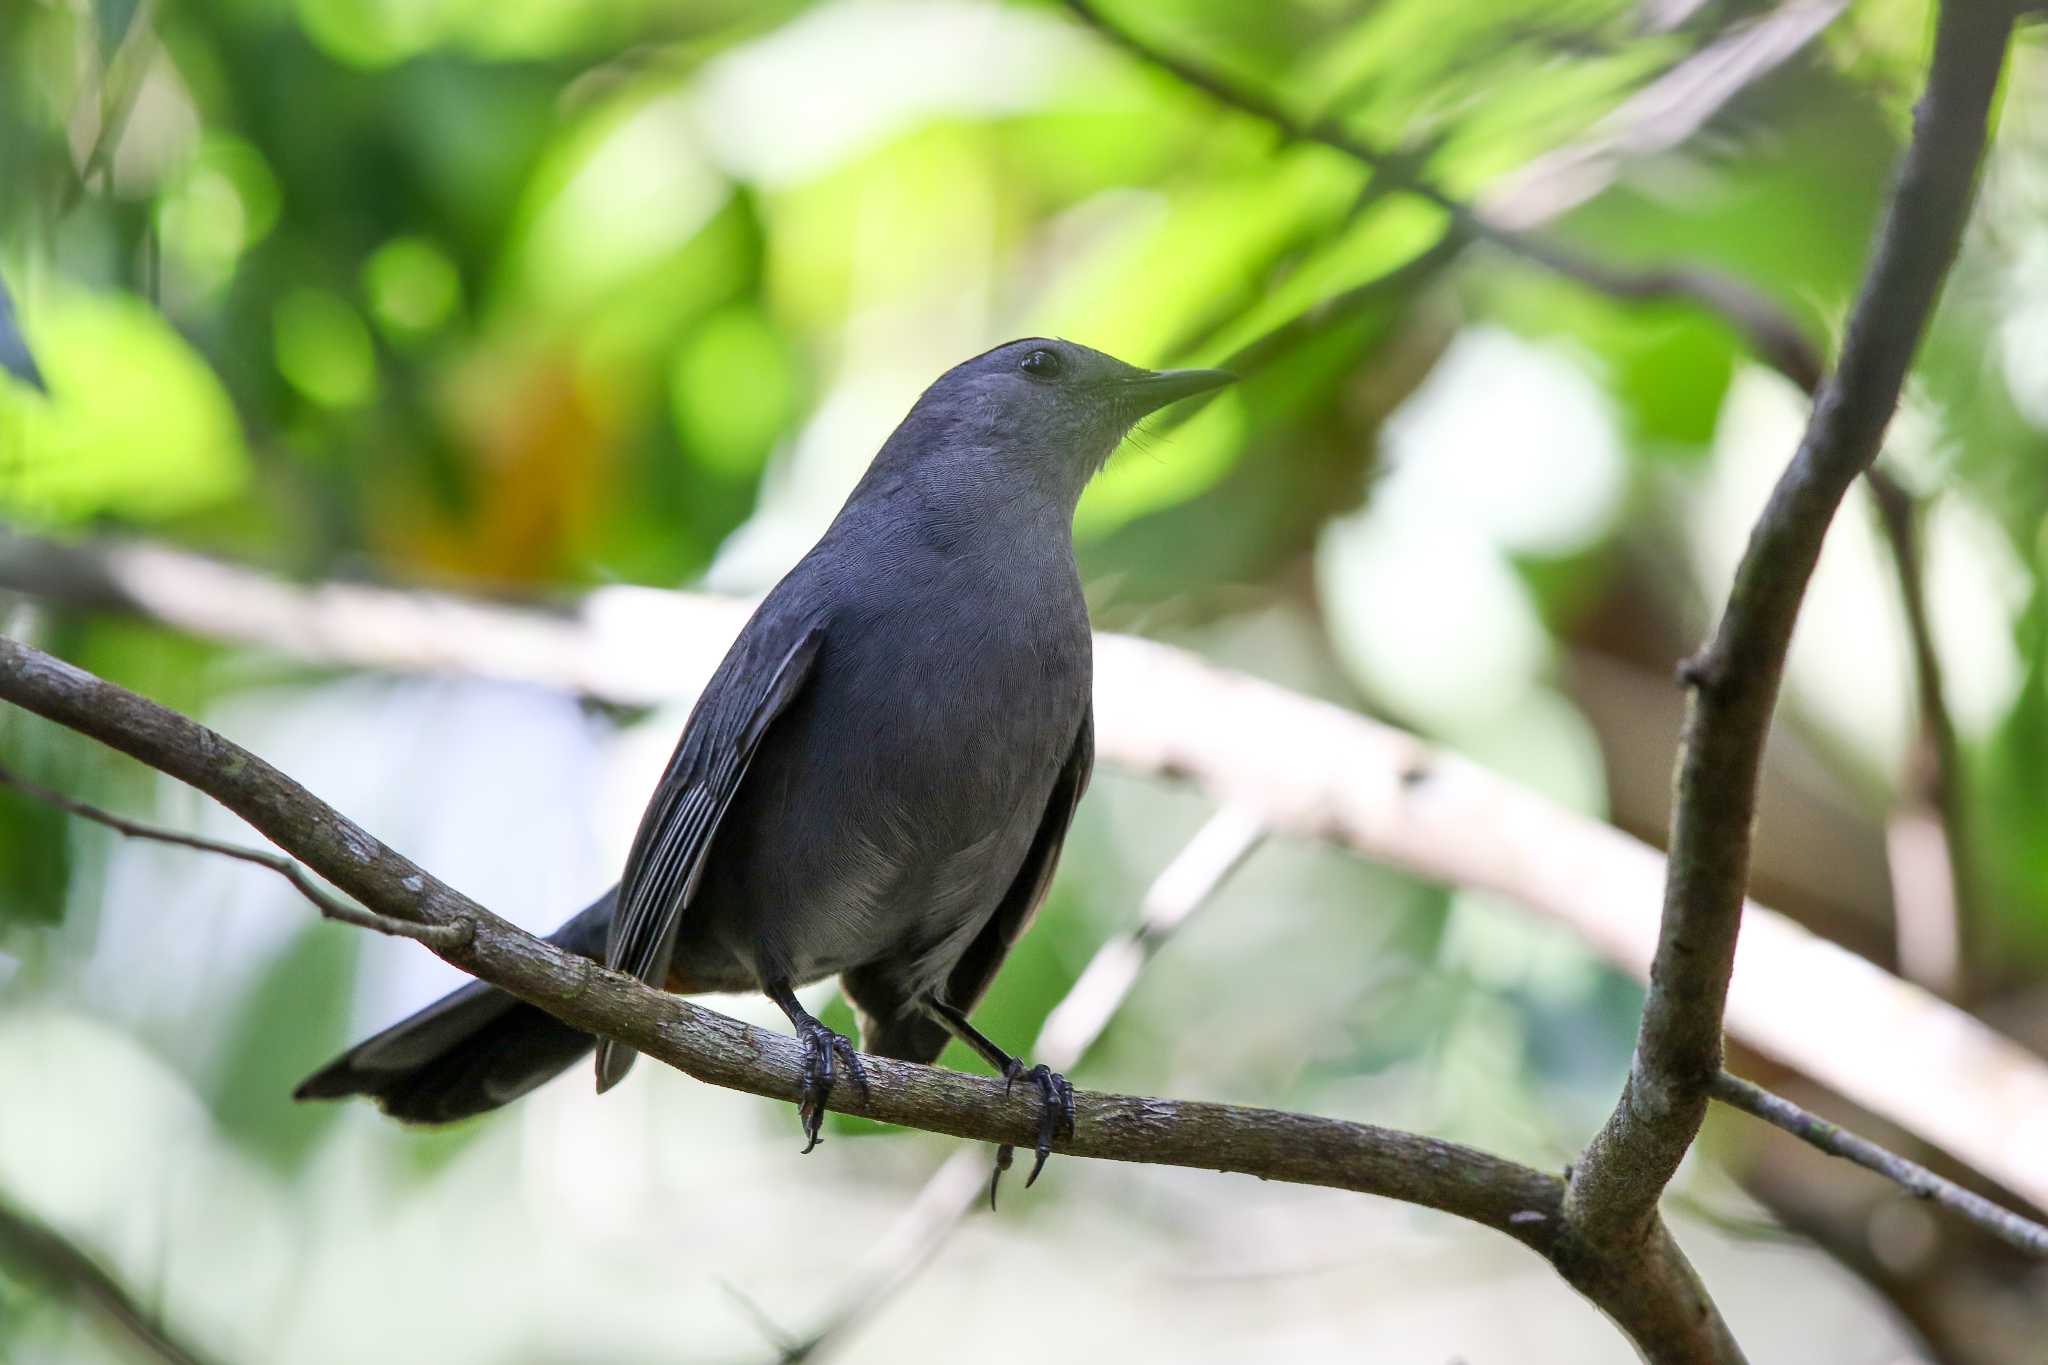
xmin=0 ymin=632 xmax=1740 ymax=1361
xmin=1061 ymin=0 xmax=1987 ymax=1001
xmin=1710 ymin=1072 xmax=2048 ymax=1258
xmin=1868 ymin=468 xmax=1979 ymax=998
xmin=1057 ymin=0 xmax=1831 ymax=393
xmin=1479 ymin=0 xmax=1852 ymax=231
xmin=1567 ymin=0 xmax=2017 ymax=1250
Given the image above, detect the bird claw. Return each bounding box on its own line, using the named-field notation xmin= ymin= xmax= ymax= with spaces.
xmin=988 ymin=1144 xmax=1014 ymax=1212
xmin=795 ymin=1020 xmax=868 ymax=1153
xmin=989 ymin=1062 xmax=1075 ymax=1204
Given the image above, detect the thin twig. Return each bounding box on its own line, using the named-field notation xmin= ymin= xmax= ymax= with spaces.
xmin=781 ymin=807 xmax=1266 ymax=1364
xmin=1868 ymin=467 xmax=1978 ymax=998
xmin=0 ymin=1191 xmax=220 ymax=1365
xmin=1568 ymin=0 xmax=2016 ymax=1251
xmin=1710 ymin=1071 xmax=2048 ymax=1257
xmin=0 ymin=761 xmax=470 ymax=950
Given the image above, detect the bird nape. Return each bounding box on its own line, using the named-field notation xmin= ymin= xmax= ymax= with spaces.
xmin=295 ymin=339 xmax=1233 ymax=1191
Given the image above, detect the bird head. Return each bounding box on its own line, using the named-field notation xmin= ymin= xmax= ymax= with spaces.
xmin=896 ymin=338 xmax=1233 ymax=508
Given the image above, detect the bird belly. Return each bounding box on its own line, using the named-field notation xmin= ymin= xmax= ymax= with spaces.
xmin=689 ymin=568 xmax=1090 ymax=998
xmin=692 ymin=724 xmax=1057 ymax=999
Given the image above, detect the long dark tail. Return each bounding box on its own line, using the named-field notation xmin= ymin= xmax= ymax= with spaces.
xmin=294 ymin=888 xmax=616 ymax=1125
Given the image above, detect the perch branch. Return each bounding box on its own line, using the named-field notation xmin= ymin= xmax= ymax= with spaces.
xmin=5 ymin=536 xmax=2048 ymax=1220
xmin=1567 ymin=0 xmax=2015 ymax=1249
xmin=0 ymin=633 xmax=1742 ymax=1362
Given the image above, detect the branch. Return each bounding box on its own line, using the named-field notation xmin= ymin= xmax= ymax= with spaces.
xmin=1479 ymin=1 xmax=1851 ymax=231
xmin=1054 ymin=0 xmax=2024 ymax=1257
xmin=0 ymin=633 xmax=1739 ymax=1362
xmin=58 ymin=0 xmax=162 ymax=217
xmin=0 ymin=531 xmax=749 ymax=707
xmin=6 ymin=532 xmax=2048 ymax=1221
xmin=1057 ymin=0 xmax=1832 ymax=393
xmin=783 ymin=807 xmax=1266 ymax=1363
xmin=1709 ymin=1072 xmax=2048 ymax=1258
xmin=0 ymin=762 xmax=469 ymax=949
xmin=0 ymin=1191 xmax=220 ymax=1365
xmin=1059 ymin=0 xmax=1988 ymax=1018
xmin=1568 ymin=0 xmax=2016 ymax=1248
xmin=1868 ymin=468 xmax=1978 ymax=998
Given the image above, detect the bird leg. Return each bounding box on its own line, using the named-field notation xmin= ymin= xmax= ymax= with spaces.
xmin=931 ymin=1002 xmax=1074 ymax=1203
xmin=766 ymin=980 xmax=868 ymax=1153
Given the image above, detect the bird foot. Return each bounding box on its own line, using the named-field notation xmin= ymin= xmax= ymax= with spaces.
xmin=988 ymin=1062 xmax=1075 ymax=1207
xmin=794 ymin=1019 xmax=868 ymax=1153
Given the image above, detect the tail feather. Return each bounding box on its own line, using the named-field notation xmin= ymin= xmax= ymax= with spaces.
xmin=294 ymin=888 xmax=615 ymax=1125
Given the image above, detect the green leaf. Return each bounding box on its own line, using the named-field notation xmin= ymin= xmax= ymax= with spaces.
xmin=0 ymin=289 xmax=249 ymax=524
xmin=209 ymin=921 xmax=359 ymax=1171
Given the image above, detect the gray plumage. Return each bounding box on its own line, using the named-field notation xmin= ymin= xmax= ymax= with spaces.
xmin=297 ymin=339 xmax=1230 ymax=1153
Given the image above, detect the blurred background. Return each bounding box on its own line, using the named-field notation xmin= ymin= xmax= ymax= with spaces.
xmin=2 ymin=0 xmax=2046 ymax=1360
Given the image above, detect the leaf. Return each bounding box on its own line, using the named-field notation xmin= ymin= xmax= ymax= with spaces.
xmin=0 ymin=289 xmax=249 ymax=524
xmin=208 ymin=921 xmax=360 ymax=1172
xmin=0 ymin=776 xmax=70 ymax=930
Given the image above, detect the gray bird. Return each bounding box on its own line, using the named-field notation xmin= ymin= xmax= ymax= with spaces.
xmin=297 ymin=339 xmax=1231 ymax=1180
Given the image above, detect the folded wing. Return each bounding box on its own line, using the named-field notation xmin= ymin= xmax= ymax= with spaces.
xmin=595 ymin=616 xmax=825 ymax=1089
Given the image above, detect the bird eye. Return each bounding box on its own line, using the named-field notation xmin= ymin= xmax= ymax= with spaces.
xmin=1019 ymin=348 xmax=1062 ymax=380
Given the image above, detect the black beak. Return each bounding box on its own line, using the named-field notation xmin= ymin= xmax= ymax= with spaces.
xmin=1121 ymin=367 xmax=1235 ymax=416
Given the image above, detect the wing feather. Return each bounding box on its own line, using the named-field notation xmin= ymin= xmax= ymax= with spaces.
xmin=594 ymin=620 xmax=824 ymax=1089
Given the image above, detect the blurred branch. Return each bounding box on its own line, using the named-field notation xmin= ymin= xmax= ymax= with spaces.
xmin=1061 ymin=0 xmax=1984 ymax=982
xmin=781 ymin=807 xmax=1267 ymax=1364
xmin=0 ymin=762 xmax=470 ymax=949
xmin=1057 ymin=0 xmax=1829 ymax=393
xmin=1066 ymin=0 xmax=1984 ymax=992
xmin=0 ymin=1191 xmax=219 ymax=1365
xmin=1868 ymin=468 xmax=1978 ymax=999
xmin=5 ymin=532 xmax=2048 ymax=1218
xmin=59 ymin=0 xmax=162 ymax=216
xmin=1567 ymin=0 xmax=2014 ymax=1255
xmin=0 ymin=633 xmax=1737 ymax=1362
xmin=1480 ymin=0 xmax=1850 ymax=229
xmin=1709 ymin=1072 xmax=2048 ymax=1257
xmin=0 ymin=531 xmax=748 ymax=707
